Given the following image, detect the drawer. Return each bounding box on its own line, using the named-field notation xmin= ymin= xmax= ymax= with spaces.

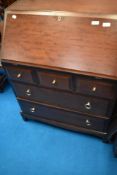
xmin=37 ymin=71 xmax=72 ymax=91
xmin=12 ymin=82 xmax=115 ymax=117
xmin=76 ymin=77 xmax=117 ymax=99
xmin=18 ymin=99 xmax=109 ymax=132
xmin=6 ymin=66 xmax=34 ymax=83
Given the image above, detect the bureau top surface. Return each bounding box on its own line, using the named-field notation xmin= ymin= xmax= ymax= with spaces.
xmin=7 ymin=0 xmax=117 ymax=15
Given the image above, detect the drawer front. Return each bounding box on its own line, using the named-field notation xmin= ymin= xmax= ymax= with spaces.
xmin=13 ymin=83 xmax=114 ymax=117
xmin=6 ymin=66 xmax=34 ymax=83
xmin=76 ymin=77 xmax=117 ymax=99
xmin=37 ymin=71 xmax=72 ymax=91
xmin=18 ymin=99 xmax=109 ymax=132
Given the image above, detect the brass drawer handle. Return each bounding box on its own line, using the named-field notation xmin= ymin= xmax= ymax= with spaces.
xmin=17 ymin=73 xmax=22 ymax=78
xmin=86 ymin=119 xmax=91 ymax=126
xmin=57 ymin=16 xmax=62 ymax=22
xmin=92 ymin=87 xmax=97 ymax=92
xmin=30 ymin=107 xmax=35 ymax=113
xmin=26 ymin=89 xmax=31 ymax=96
xmin=52 ymin=79 xmax=56 ymax=85
xmin=85 ymin=102 xmax=91 ymax=110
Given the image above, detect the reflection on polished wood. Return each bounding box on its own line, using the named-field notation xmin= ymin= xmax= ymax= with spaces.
xmin=2 ymin=14 xmax=117 ymax=80
xmin=7 ymin=0 xmax=117 ymax=15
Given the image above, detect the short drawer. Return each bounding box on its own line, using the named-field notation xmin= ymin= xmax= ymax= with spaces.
xmin=18 ymin=99 xmax=109 ymax=132
xmin=6 ymin=66 xmax=34 ymax=83
xmin=12 ymin=82 xmax=115 ymax=117
xmin=76 ymin=77 xmax=117 ymax=99
xmin=37 ymin=71 xmax=72 ymax=91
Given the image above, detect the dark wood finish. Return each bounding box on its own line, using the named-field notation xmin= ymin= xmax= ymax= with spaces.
xmin=76 ymin=77 xmax=117 ymax=99
xmin=6 ymin=66 xmax=34 ymax=84
xmin=4 ymin=64 xmax=117 ymax=99
xmin=113 ymin=134 xmax=117 ymax=157
xmin=0 ymin=73 xmax=6 ymax=91
xmin=21 ymin=112 xmax=107 ymax=138
xmin=1 ymin=0 xmax=117 ymax=155
xmin=2 ymin=14 xmax=117 ymax=80
xmin=18 ymin=98 xmax=109 ymax=132
xmin=0 ymin=67 xmax=7 ymax=92
xmin=12 ymin=82 xmax=115 ymax=117
xmin=37 ymin=71 xmax=72 ymax=91
xmin=0 ymin=0 xmax=16 ymax=19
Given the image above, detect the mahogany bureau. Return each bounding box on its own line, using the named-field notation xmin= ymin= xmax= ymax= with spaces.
xmin=1 ymin=0 xmax=117 ymax=156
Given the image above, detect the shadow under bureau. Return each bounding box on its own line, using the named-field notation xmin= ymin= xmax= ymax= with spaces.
xmin=1 ymin=0 xmax=117 ymax=156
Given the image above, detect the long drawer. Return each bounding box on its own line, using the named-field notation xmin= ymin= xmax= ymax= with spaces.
xmin=18 ymin=99 xmax=109 ymax=132
xmin=12 ymin=82 xmax=115 ymax=117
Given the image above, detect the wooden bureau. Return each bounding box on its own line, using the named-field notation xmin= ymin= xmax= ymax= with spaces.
xmin=1 ymin=0 xmax=117 ymax=156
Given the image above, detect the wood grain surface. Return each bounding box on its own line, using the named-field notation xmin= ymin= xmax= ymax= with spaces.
xmin=2 ymin=14 xmax=117 ymax=80
xmin=7 ymin=0 xmax=117 ymax=15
